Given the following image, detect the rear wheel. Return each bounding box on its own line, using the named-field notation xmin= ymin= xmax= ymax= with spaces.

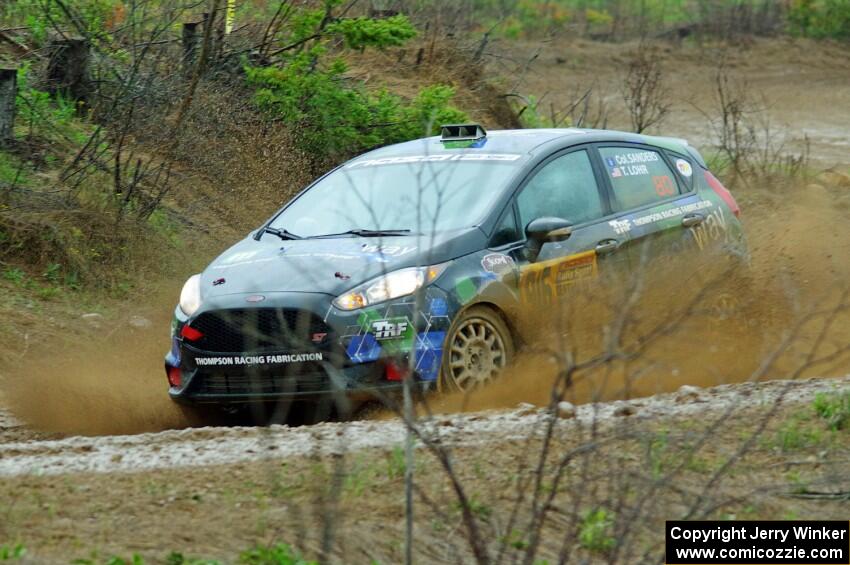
xmin=440 ymin=306 xmax=514 ymax=392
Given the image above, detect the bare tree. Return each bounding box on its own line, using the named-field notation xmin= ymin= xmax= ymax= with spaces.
xmin=621 ymin=45 xmax=671 ymax=133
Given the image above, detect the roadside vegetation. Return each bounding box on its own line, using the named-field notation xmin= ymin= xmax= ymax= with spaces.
xmin=466 ymin=0 xmax=850 ymax=40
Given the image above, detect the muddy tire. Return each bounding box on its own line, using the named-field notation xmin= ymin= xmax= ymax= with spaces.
xmin=439 ymin=306 xmax=514 ymax=392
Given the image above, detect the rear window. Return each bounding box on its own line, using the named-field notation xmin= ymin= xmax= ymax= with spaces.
xmin=599 ymin=146 xmax=680 ymax=211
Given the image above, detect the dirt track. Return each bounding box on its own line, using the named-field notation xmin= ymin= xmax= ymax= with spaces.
xmin=0 ymin=375 xmax=845 ymax=477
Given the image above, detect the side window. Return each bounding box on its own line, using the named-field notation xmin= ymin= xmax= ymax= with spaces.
xmin=490 ymin=206 xmax=520 ymax=247
xmin=599 ymin=146 xmax=680 ymax=211
xmin=517 ymin=150 xmax=603 ymax=231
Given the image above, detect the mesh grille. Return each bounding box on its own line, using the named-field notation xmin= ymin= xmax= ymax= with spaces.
xmin=193 ymin=372 xmax=331 ymax=395
xmin=190 ymin=308 xmax=330 ymax=353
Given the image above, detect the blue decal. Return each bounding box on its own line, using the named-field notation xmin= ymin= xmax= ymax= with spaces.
xmin=414 ymin=331 xmax=445 ymax=382
xmin=346 ymin=333 xmax=382 ymax=363
xmin=429 ymin=297 xmax=448 ymax=317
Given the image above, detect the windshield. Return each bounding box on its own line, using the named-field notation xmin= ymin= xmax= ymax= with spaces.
xmin=269 ymin=154 xmax=524 ymax=237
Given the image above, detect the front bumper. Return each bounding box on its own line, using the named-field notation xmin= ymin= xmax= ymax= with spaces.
xmin=165 ymin=288 xmax=454 ymax=404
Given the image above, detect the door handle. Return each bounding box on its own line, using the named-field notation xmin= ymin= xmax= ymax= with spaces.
xmin=595 ymin=239 xmax=619 ymax=255
xmin=682 ymin=213 xmax=705 ymax=228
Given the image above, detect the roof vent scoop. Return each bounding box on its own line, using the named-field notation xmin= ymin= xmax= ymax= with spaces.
xmin=440 ymin=123 xmax=487 ymax=142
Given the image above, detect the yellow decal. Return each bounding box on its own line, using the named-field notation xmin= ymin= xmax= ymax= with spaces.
xmin=519 ymin=250 xmax=598 ymax=304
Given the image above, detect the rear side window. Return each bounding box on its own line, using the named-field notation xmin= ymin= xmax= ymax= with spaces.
xmin=599 ymin=147 xmax=679 ymax=211
xmin=668 ymin=153 xmax=695 ymax=190
xmin=517 ymin=150 xmax=603 ymax=229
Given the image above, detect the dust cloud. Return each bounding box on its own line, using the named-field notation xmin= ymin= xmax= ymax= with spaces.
xmin=433 ymin=180 xmax=850 ymax=413
xmin=2 ymin=285 xmax=191 ymax=437
xmin=3 ymin=181 xmax=849 ymax=436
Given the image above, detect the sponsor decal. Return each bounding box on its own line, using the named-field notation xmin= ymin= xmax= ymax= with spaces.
xmin=361 ymin=244 xmax=417 ymax=257
xmin=282 ymin=251 xmax=362 ymax=261
xmin=311 ymin=332 xmax=328 ymax=343
xmin=690 ymin=207 xmax=730 ymax=251
xmin=346 ymin=153 xmax=522 ymax=168
xmin=245 ymin=294 xmax=266 ymax=303
xmin=608 ymin=218 xmax=632 ymax=235
xmin=334 ymin=271 xmax=351 ymax=280
xmin=519 ymin=250 xmax=598 ymax=304
xmin=611 ymin=167 xmax=623 ymax=178
xmin=372 ymin=318 xmax=410 ymax=340
xmin=212 ymin=278 xmax=226 ymax=286
xmin=675 ymin=158 xmax=693 ymax=177
xmin=632 ymin=199 xmax=713 ymax=227
xmin=195 ymin=352 xmax=323 ymax=366
xmin=481 ymin=253 xmax=515 ymax=274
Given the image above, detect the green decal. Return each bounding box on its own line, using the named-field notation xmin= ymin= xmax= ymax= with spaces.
xmin=455 ymin=277 xmax=477 ymax=303
xmin=358 ymin=309 xmax=382 ymax=332
xmin=442 ymin=140 xmax=477 ymax=149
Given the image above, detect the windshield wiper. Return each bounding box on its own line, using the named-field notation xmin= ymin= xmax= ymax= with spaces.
xmin=313 ymin=228 xmax=413 ymax=238
xmin=258 ymin=226 xmax=302 ymax=241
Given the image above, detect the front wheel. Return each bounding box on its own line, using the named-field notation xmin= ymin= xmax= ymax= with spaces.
xmin=439 ymin=306 xmax=515 ymax=392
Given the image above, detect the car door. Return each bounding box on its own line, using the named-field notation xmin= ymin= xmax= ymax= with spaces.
xmin=487 ymin=147 xmax=631 ymax=307
xmin=595 ymin=144 xmax=705 ymax=270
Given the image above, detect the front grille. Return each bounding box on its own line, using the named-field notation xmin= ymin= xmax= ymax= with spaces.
xmin=194 ymin=372 xmax=332 ymax=395
xmin=190 ymin=308 xmax=330 ymax=353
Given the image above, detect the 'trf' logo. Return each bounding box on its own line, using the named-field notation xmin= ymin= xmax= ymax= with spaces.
xmin=371 ymin=319 xmax=409 ymax=340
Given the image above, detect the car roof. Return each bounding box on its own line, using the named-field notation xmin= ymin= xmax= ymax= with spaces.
xmin=347 ymin=128 xmax=696 ymax=164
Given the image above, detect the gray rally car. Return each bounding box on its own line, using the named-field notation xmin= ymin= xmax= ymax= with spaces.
xmin=165 ymin=124 xmax=744 ymax=417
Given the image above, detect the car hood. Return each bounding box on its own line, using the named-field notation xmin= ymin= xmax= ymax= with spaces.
xmin=200 ymin=229 xmax=484 ymax=298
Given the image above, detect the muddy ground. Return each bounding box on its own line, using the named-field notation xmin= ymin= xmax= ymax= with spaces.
xmin=1 ymin=376 xmax=848 ymax=563
xmin=0 ymin=37 xmax=849 ymax=564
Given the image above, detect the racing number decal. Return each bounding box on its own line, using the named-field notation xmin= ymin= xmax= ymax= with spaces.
xmin=519 ymin=250 xmax=598 ymax=304
xmin=653 ymin=175 xmax=676 ymax=197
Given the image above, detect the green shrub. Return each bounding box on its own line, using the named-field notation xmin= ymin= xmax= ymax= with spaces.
xmin=0 ymin=544 xmax=26 ymax=561
xmin=239 ymin=544 xmax=317 ymax=565
xmin=247 ymin=53 xmax=465 ymax=163
xmin=325 ymin=15 xmax=416 ymax=50
xmin=579 ymin=508 xmax=616 ymax=553
xmin=788 ymin=0 xmax=850 ymax=38
xmin=813 ymin=391 xmax=850 ymax=431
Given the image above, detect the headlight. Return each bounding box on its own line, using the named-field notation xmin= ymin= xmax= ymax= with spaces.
xmin=333 ymin=264 xmax=448 ymax=311
xmin=179 ymin=274 xmax=202 ymax=316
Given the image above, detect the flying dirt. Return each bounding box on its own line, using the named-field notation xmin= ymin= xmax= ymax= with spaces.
xmin=1 ymin=175 xmax=849 ymax=437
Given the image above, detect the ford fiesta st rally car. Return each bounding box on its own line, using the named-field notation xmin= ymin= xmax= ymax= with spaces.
xmin=165 ymin=124 xmax=745 ymax=417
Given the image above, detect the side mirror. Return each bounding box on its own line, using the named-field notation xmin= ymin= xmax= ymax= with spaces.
xmin=524 ymin=217 xmax=573 ymax=262
xmin=525 ymin=217 xmax=574 ymax=244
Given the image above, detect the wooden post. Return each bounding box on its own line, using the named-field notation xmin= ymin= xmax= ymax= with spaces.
xmin=0 ymin=67 xmax=16 ymax=147
xmin=46 ymin=36 xmax=89 ymax=102
xmin=182 ymin=20 xmax=200 ymax=74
